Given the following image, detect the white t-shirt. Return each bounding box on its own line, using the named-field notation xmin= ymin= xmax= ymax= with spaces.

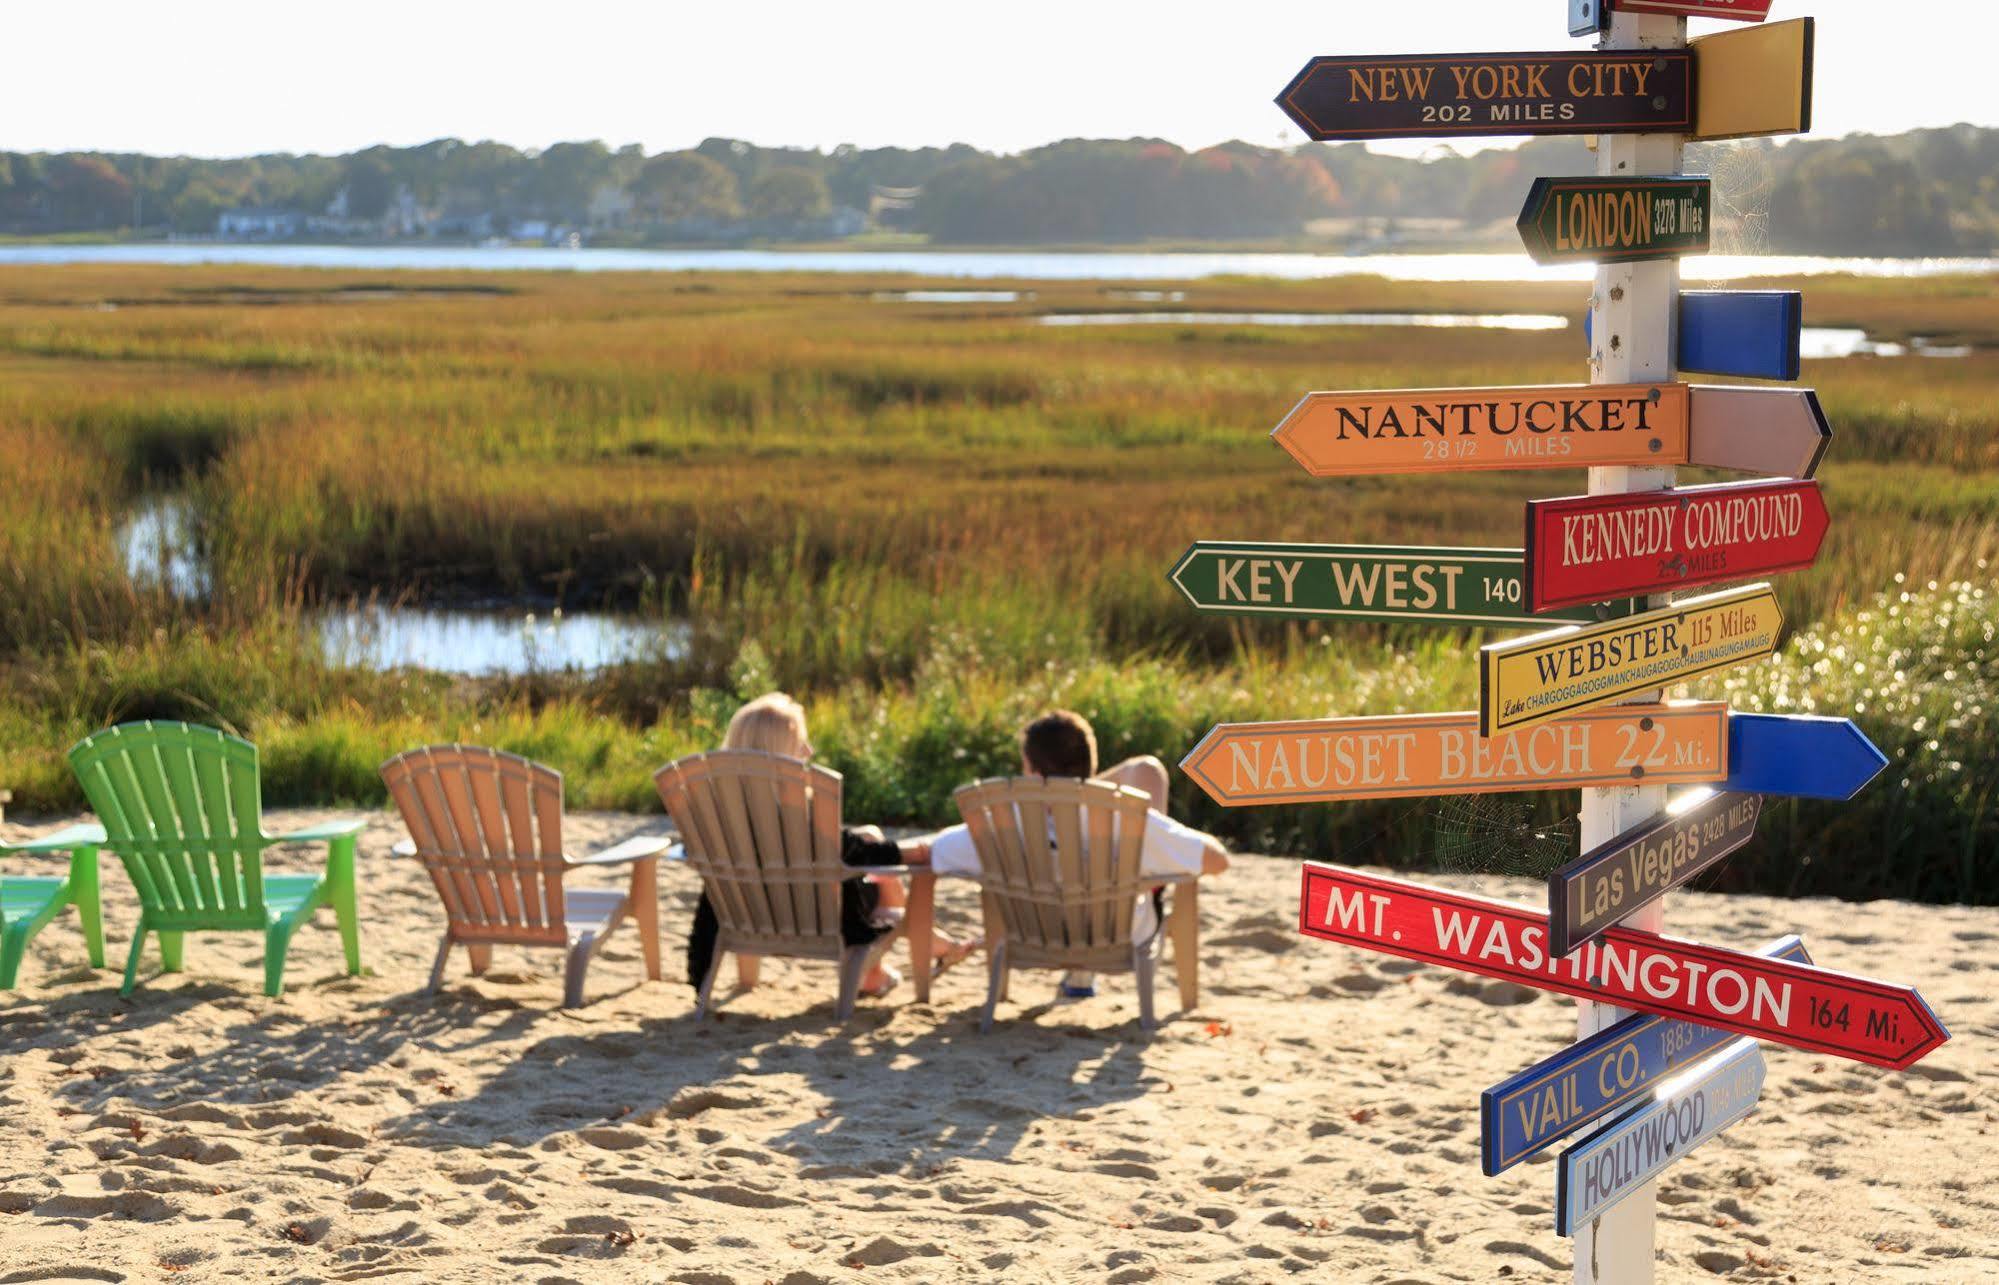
xmin=926 ymin=810 xmax=1210 ymax=942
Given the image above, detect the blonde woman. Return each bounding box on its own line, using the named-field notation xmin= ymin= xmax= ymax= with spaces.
xmin=685 ymin=693 xmax=977 ymax=998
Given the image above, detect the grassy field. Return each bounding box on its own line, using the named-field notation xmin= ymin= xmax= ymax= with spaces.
xmin=0 ymin=264 xmax=1992 ymax=901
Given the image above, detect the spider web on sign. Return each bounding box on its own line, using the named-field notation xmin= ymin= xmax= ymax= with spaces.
xmin=1689 ymin=141 xmax=1776 ymax=259
xmin=1430 ymin=793 xmax=1577 ymax=881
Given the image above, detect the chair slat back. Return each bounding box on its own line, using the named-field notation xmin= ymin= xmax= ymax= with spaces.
xmin=379 ymin=745 xmax=569 ymax=945
xmin=953 ymin=777 xmax=1152 ymax=955
xmin=67 ymin=721 xmax=266 ymax=927
xmin=654 ymin=750 xmax=846 ymax=949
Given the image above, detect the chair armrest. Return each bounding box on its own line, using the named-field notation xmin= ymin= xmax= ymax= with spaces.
xmin=266 ymin=817 xmax=368 ymax=844
xmin=0 ymin=823 xmax=108 ymax=853
xmin=568 ymin=834 xmax=675 ymax=867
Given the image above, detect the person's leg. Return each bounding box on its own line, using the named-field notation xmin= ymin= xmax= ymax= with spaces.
xmin=1098 ymin=755 xmax=1169 ymax=815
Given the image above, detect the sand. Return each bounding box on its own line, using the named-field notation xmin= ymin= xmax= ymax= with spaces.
xmin=0 ymin=807 xmax=1992 ymax=1283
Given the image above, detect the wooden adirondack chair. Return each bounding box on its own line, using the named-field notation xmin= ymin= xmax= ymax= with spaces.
xmin=66 ymin=721 xmax=363 ymax=997
xmin=379 ymin=745 xmax=669 ymax=1008
xmin=0 ymin=824 xmax=108 ymax=989
xmin=654 ymin=749 xmax=908 ymax=1021
xmin=952 ymin=776 xmax=1200 ymax=1032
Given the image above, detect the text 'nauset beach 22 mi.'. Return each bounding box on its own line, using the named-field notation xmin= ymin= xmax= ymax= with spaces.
xmin=1176 ymin=0 xmax=1946 ymax=1277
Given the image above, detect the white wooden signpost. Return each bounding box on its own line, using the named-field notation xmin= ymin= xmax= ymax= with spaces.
xmin=1202 ymin=3 xmax=1951 ymax=1278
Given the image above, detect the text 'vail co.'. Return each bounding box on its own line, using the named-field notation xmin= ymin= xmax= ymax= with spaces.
xmin=1170 ymin=0 xmax=1945 ymax=1270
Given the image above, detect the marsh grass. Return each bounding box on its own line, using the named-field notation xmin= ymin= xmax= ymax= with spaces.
xmin=0 ymin=265 xmax=1993 ymax=900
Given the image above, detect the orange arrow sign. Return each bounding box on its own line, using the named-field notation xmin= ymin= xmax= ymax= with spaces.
xmin=1180 ymin=701 xmax=1727 ymax=806
xmin=1272 ymin=383 xmax=1689 ymax=478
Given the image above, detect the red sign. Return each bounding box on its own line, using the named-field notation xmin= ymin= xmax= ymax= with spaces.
xmin=1523 ymin=479 xmax=1828 ymax=612
xmin=1617 ymin=0 xmax=1772 ymax=20
xmin=1299 ymin=864 xmax=1948 ymax=1070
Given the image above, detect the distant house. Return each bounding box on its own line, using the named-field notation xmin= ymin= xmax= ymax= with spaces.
xmin=588 ymin=183 xmax=635 ymax=232
xmin=217 ymin=207 xmax=303 ymax=240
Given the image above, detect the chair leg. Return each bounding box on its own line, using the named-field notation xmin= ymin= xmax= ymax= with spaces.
xmin=121 ymin=917 xmax=150 ymax=996
xmin=157 ymin=931 xmax=184 ymax=974
xmin=0 ymin=924 xmax=27 ymax=990
xmin=694 ymin=948 xmax=725 ymax=1019
xmin=979 ymin=940 xmax=1008 ymax=1034
xmin=908 ymin=870 xmax=936 ymax=1004
xmin=264 ymin=922 xmax=297 ymax=998
xmin=562 ymin=932 xmax=598 ymax=1009
xmin=426 ymin=936 xmax=453 ymax=993
xmin=1134 ymin=942 xmax=1158 ymax=1032
xmin=629 ymin=857 xmax=661 ymax=983
xmin=736 ymin=954 xmax=760 ymax=991
xmin=73 ymin=846 xmax=105 ymax=969
xmin=328 ymin=836 xmax=362 ymax=976
xmin=836 ymin=946 xmax=871 ymax=1022
xmin=467 ymin=944 xmax=493 ymax=975
xmin=1170 ymin=880 xmax=1199 ymax=1012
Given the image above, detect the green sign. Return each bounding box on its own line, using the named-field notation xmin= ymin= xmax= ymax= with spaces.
xmin=1517 ymin=175 xmax=1711 ymax=265
xmin=1168 ymin=542 xmax=1634 ymax=627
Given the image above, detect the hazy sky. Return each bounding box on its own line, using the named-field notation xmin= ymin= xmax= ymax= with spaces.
xmin=10 ymin=1 xmax=1995 ymax=160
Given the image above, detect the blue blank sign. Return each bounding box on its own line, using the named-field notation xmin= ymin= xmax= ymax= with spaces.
xmin=1478 ymin=934 xmax=1808 ymax=1175
xmin=1724 ymin=712 xmax=1888 ymax=801
xmin=1679 ymin=291 xmax=1802 ymax=381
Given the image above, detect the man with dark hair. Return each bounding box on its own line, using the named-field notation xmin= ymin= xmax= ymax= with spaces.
xmin=924 ymin=708 xmax=1230 ymax=1001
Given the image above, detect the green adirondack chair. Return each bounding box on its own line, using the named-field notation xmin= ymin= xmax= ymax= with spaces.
xmin=1 ymin=823 xmax=108 ymax=988
xmin=67 ymin=721 xmax=364 ymax=997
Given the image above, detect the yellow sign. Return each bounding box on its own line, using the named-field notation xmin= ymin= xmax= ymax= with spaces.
xmin=1479 ymin=584 xmax=1783 ymax=736
xmin=1692 ymin=17 xmax=1814 ymax=142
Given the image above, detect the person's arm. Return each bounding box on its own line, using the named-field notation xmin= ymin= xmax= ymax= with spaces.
xmin=1198 ymin=835 xmax=1230 ymax=877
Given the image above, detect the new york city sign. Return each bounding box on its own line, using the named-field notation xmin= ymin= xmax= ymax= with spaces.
xmin=1168 ymin=542 xmax=1634 ymax=628
xmin=1278 ymin=51 xmax=1692 ymax=141
xmin=1479 ymin=583 xmax=1783 ymax=736
xmin=1181 ymin=702 xmax=1727 ymax=807
xmin=1523 ymin=479 xmax=1829 ymax=612
xmin=1298 ymin=864 xmax=1950 ymax=1069
xmin=1517 ymin=176 xmax=1711 ymax=265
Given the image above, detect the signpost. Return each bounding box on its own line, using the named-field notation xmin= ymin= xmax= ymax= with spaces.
xmin=1679 ymin=291 xmax=1803 ymax=379
xmin=1687 ymin=386 xmax=1831 ymax=479
xmin=1271 ymin=383 xmax=1688 ymax=478
xmin=1297 ymin=863 xmax=1950 ymax=1069
xmin=1276 ymin=51 xmax=1692 ymax=142
xmin=1478 ymin=583 xmax=1784 ymax=736
xmin=1548 ymin=788 xmax=1762 ymax=956
xmin=1168 ymin=541 xmax=1634 ymax=627
xmin=1180 ymin=702 xmax=1728 ymax=807
xmin=1691 ymin=18 xmax=1814 ymax=141
xmin=1522 ymin=479 xmax=1829 ymax=611
xmin=1723 ymin=713 xmax=1888 ymax=800
xmin=1517 ymin=176 xmax=1710 ymax=265
xmin=1570 ymin=0 xmax=1773 ymax=35
xmin=1482 ymin=934 xmax=1809 ymax=1176
xmin=1554 ymin=1039 xmax=1766 ymax=1236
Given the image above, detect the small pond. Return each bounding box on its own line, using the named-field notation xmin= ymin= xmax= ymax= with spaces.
xmin=1799 ymin=328 xmax=1973 ymax=360
xmin=1037 ymin=310 xmax=1568 ymax=330
xmin=119 ymin=497 xmax=680 ymax=676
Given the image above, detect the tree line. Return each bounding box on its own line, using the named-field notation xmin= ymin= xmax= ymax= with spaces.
xmin=0 ymin=125 xmax=1991 ymax=254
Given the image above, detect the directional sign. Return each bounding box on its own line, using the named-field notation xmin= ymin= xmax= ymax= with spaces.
xmin=1276 ymin=51 xmax=1692 ymax=142
xmin=1692 ymin=18 xmax=1814 ymax=142
xmin=1482 ymin=934 xmax=1809 ymax=1176
xmin=1724 ymin=713 xmax=1888 ymax=800
xmin=1549 ymin=789 xmax=1762 ymax=956
xmin=1479 ymin=583 xmax=1784 ymax=736
xmin=1168 ymin=542 xmax=1636 ymax=628
xmin=1679 ymin=291 xmax=1802 ymax=379
xmin=1523 ymin=479 xmax=1829 ymax=612
xmin=1517 ymin=176 xmax=1710 ymax=265
xmin=1298 ymin=863 xmax=1950 ymax=1069
xmin=1687 ymin=386 xmax=1831 ymax=480
xmin=1272 ymin=383 xmax=1688 ymax=479
xmin=1555 ymin=1039 xmax=1766 ymax=1236
xmin=1181 ymin=701 xmax=1726 ymax=807
xmin=1569 ymin=0 xmax=1773 ymax=35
